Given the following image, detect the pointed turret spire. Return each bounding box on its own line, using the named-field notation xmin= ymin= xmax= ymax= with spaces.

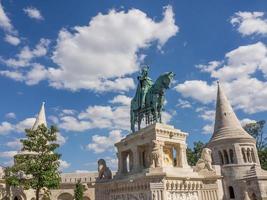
xmin=210 ymin=82 xmax=253 ymax=142
xmin=32 ymin=102 xmax=47 ymax=130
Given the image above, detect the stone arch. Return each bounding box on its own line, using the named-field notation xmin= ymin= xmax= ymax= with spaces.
xmin=223 ymin=150 xmax=229 ymax=164
xmin=242 ymin=148 xmax=247 ymax=163
xmin=251 ymin=193 xmax=257 ymax=200
xmin=13 ymin=192 xmax=26 ymax=200
xmin=228 ymin=186 xmax=235 ymax=199
xmin=57 ymin=193 xmax=73 ymax=200
xmin=251 ymin=148 xmax=256 ymax=163
xmin=229 ymin=149 xmax=234 ymax=164
xmin=247 ymin=148 xmax=252 ymax=163
xmin=218 ymin=151 xmax=224 ymax=164
xmin=122 ymin=150 xmax=133 ymax=173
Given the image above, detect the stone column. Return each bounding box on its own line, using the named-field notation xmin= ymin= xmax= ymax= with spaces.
xmin=132 ymin=146 xmax=140 ymax=173
xmin=178 ymin=143 xmax=189 ymax=168
xmin=117 ymin=152 xmax=123 ymax=175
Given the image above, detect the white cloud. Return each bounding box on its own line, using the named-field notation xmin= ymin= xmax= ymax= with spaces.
xmin=0 ymin=39 xmax=50 ymax=85
xmin=59 ymin=116 xmax=91 ymax=132
xmin=199 ymin=110 xmax=215 ymax=122
xmin=109 ymin=95 xmax=131 ymax=106
xmin=56 ymin=132 xmax=67 ymax=145
xmin=48 ymin=115 xmax=59 ymax=124
xmin=0 ymin=1 xmax=21 ymax=48
xmin=4 ymin=34 xmax=20 ymax=45
xmin=59 ymin=159 xmax=71 ymax=170
xmin=5 ymin=112 xmax=16 ymax=119
xmin=61 ymin=109 xmax=77 ymax=115
xmin=231 ymin=11 xmax=267 ymax=36
xmin=202 ymin=124 xmax=213 ymax=135
xmin=0 ymin=70 xmax=24 ymax=82
xmin=176 ymin=99 xmax=192 ymax=108
xmin=0 ymin=122 xmax=14 ymax=135
xmin=240 ymin=118 xmax=257 ymax=127
xmin=0 ymin=1 xmax=14 ymax=33
xmin=0 ymin=117 xmax=35 ymax=135
xmin=1 ymin=38 xmax=50 ymax=68
xmin=175 ymin=80 xmax=216 ymax=103
xmin=162 ymin=111 xmax=173 ymax=124
xmin=196 ymin=61 xmax=221 ymax=73
xmin=6 ymin=138 xmax=22 ymax=150
xmin=212 ymin=42 xmax=267 ymax=81
xmin=15 ymin=117 xmax=35 ymax=132
xmin=59 ymin=103 xmax=130 ymax=132
xmin=175 ymin=42 xmax=267 ymax=114
xmin=25 ymin=63 xmax=48 ymax=85
xmin=0 ymin=151 xmax=17 ymax=158
xmin=23 ymin=7 xmax=44 ymax=20
xmin=87 ymin=130 xmax=123 ymax=153
xmin=47 ymin=6 xmax=178 ymax=92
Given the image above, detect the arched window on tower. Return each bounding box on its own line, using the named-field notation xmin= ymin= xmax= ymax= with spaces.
xmin=228 ymin=186 xmax=235 ymax=199
xmin=251 ymin=148 xmax=256 ymax=163
xmin=218 ymin=151 xmax=224 ymax=165
xmin=242 ymin=148 xmax=247 ymax=163
xmin=229 ymin=149 xmax=234 ymax=164
xmin=223 ymin=150 xmax=229 ymax=164
xmin=247 ymin=148 xmax=252 ymax=163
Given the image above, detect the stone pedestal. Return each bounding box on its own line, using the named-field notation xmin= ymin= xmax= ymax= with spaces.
xmin=95 ymin=123 xmax=222 ymax=200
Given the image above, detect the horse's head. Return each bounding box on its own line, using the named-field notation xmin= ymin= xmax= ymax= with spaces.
xmin=160 ymin=72 xmax=175 ymax=89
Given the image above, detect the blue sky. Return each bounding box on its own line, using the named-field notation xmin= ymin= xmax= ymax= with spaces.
xmin=0 ymin=0 xmax=267 ymax=172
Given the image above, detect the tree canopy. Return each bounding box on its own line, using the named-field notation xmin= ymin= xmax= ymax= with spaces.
xmin=74 ymin=179 xmax=85 ymax=200
xmin=244 ymin=120 xmax=267 ymax=170
xmin=187 ymin=141 xmax=206 ymax=166
xmin=5 ymin=124 xmax=61 ymax=200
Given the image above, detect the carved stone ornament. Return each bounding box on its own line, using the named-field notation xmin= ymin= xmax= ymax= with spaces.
xmin=97 ymin=159 xmax=112 ymax=180
xmin=194 ymin=148 xmax=215 ymax=172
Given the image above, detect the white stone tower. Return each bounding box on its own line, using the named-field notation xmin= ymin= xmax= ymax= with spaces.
xmin=207 ymin=82 xmax=266 ymax=200
xmin=32 ymin=102 xmax=47 ymax=130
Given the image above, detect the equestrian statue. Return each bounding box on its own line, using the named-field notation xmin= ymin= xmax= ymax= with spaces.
xmin=130 ymin=66 xmax=175 ymax=132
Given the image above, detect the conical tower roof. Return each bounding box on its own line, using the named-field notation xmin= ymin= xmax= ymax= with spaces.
xmin=32 ymin=102 xmax=47 ymax=130
xmin=209 ymin=82 xmax=253 ymax=143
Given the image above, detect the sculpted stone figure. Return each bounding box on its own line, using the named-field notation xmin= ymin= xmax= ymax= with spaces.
xmin=97 ymin=159 xmax=112 ymax=180
xmin=150 ymin=140 xmax=162 ymax=168
xmin=194 ymin=148 xmax=215 ymax=172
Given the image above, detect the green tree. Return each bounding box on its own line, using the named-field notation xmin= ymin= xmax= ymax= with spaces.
xmin=5 ymin=124 xmax=61 ymax=200
xmin=187 ymin=141 xmax=206 ymax=166
xmin=74 ymin=179 xmax=85 ymax=200
xmin=244 ymin=120 xmax=267 ymax=170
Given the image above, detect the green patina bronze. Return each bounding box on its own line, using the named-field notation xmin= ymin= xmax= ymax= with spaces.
xmin=130 ymin=66 xmax=175 ymax=132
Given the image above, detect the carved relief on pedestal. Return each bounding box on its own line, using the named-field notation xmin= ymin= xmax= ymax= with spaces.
xmin=110 ymin=193 xmax=148 ymax=200
xmin=150 ymin=140 xmax=163 ymax=168
xmin=166 ymin=192 xmax=198 ymax=200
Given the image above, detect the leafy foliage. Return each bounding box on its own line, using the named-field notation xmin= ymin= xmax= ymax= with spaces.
xmin=74 ymin=179 xmax=85 ymax=200
xmin=244 ymin=120 xmax=267 ymax=170
xmin=5 ymin=124 xmax=61 ymax=200
xmin=187 ymin=141 xmax=206 ymax=166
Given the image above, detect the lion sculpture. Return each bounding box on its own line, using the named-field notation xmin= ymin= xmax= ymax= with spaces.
xmin=194 ymin=148 xmax=215 ymax=172
xmin=97 ymin=159 xmax=112 ymax=180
